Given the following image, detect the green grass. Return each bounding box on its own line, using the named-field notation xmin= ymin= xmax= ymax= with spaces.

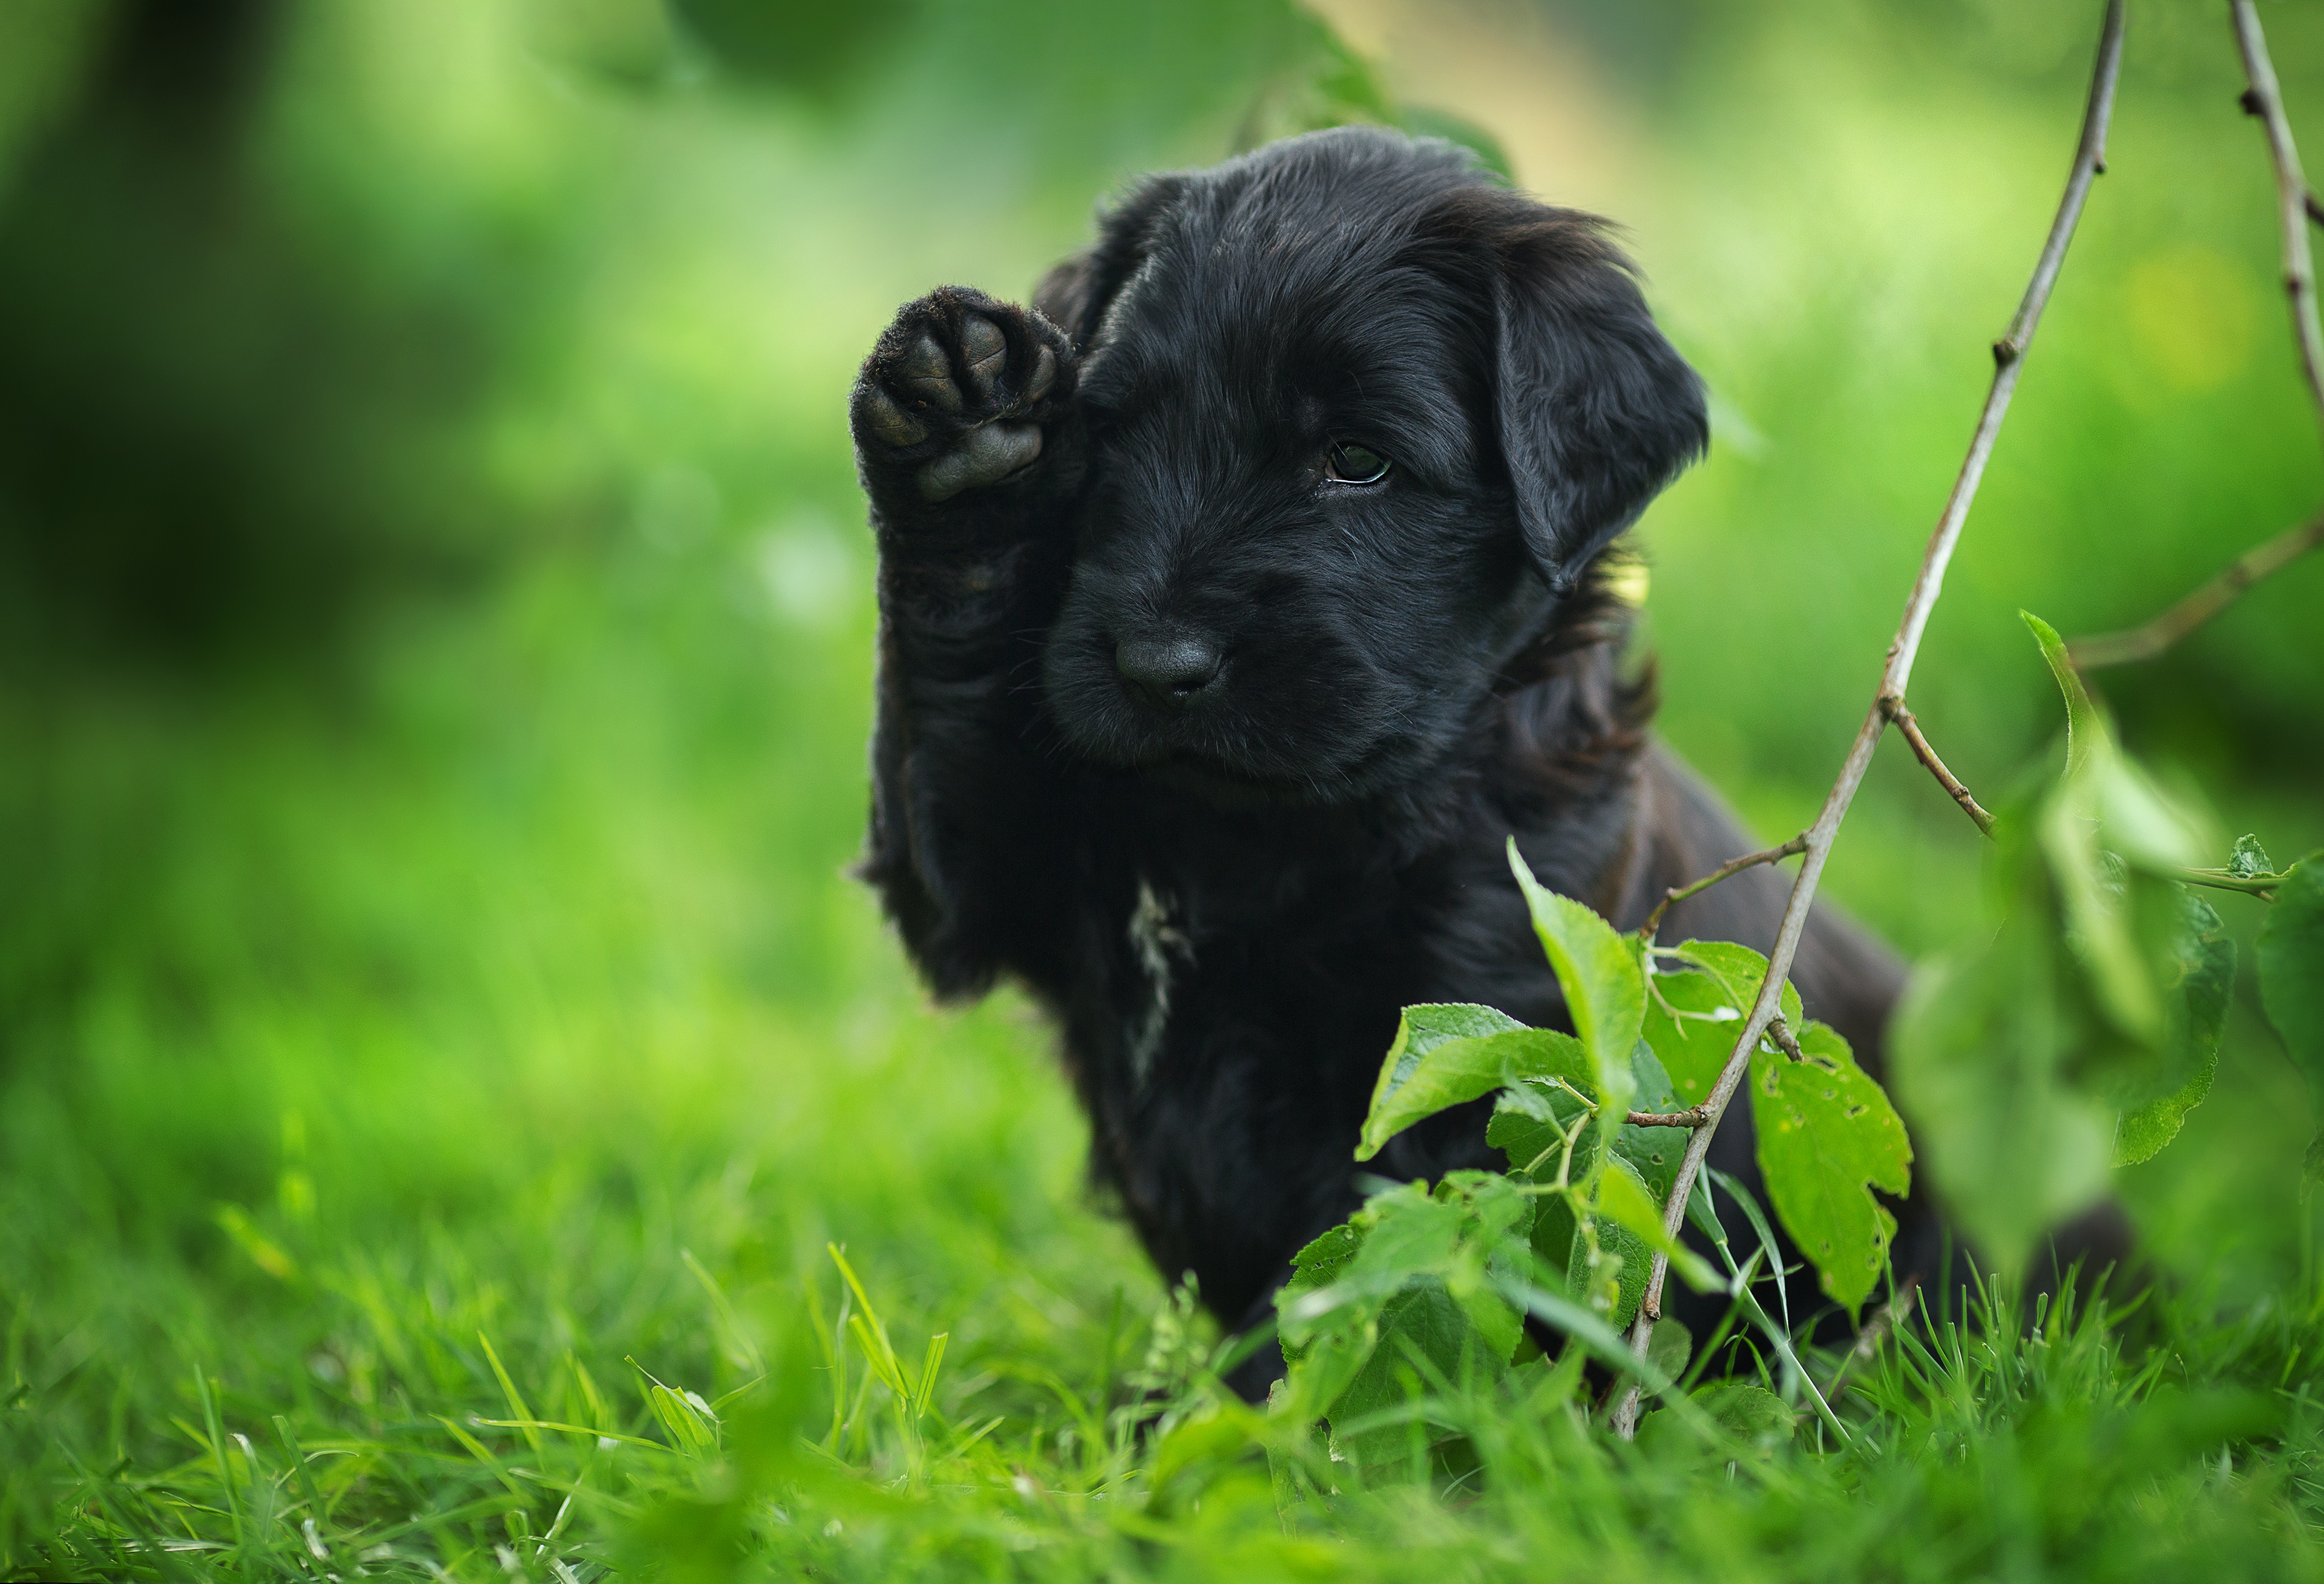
xmin=4 ymin=537 xmax=2323 ymax=1582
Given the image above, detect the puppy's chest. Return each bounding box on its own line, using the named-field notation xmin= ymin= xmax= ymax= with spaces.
xmin=1077 ymin=859 xmax=1456 ymax=1098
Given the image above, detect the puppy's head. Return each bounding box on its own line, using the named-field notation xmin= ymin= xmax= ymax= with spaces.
xmin=1039 ymin=126 xmax=1705 ymax=805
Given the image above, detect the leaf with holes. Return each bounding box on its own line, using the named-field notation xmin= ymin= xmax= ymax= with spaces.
xmin=1750 ymin=1018 xmax=1910 ymax=1311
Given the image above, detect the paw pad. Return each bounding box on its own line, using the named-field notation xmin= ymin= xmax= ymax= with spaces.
xmin=853 ymin=290 xmax=1072 ymax=505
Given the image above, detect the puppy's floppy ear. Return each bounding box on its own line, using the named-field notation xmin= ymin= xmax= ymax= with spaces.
xmin=1030 ymin=173 xmax=1192 ymax=352
xmin=1480 ymin=204 xmax=1707 ymax=588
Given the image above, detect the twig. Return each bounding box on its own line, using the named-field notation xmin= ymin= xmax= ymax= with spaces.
xmin=2176 ymin=866 xmax=2283 ymax=902
xmin=2066 ymin=509 xmax=2324 ymax=667
xmin=1764 ymin=1012 xmax=1805 ymax=1062
xmin=1880 ymin=698 xmax=1997 ymax=836
xmin=1610 ymin=0 xmax=2125 ymax=1441
xmin=2064 ymin=13 xmax=2321 ymax=671
xmin=2234 ymin=1 xmax=2324 ymax=441
xmin=1640 ymin=833 xmax=1808 ymax=941
xmin=1626 ymin=1107 xmax=1712 ymax=1130
xmin=1823 ymin=1276 xmax=1919 ymax=1401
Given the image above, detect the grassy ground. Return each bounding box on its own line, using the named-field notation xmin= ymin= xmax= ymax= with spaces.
xmin=4 ymin=527 xmax=2322 ymax=1580
xmin=5 ymin=1 xmax=2324 ymax=1578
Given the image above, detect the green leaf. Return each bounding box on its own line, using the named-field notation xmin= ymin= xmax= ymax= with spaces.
xmin=1889 ymin=925 xmax=2115 ymax=1277
xmin=1592 ymin=1152 xmax=1722 ymax=1295
xmin=2229 ymin=833 xmax=2274 ymax=881
xmin=1645 ymin=1318 xmax=1692 ymax=1386
xmin=1367 ymin=1002 xmax=1525 ymax=1121
xmin=2024 ymin=610 xmax=2103 ymax=780
xmin=1275 ymin=1176 xmax=1532 ymax=1427
xmin=2024 ymin=612 xmax=2210 ymax=1053
xmin=1325 ymin=1286 xmax=1480 ymax=1484
xmin=1357 ymin=1016 xmax=1591 ymax=1160
xmin=1486 ymin=1089 xmax=1582 ymax=1180
xmin=1748 ymin=1019 xmax=1911 ymax=1311
xmin=1642 ymin=939 xmax=1802 ymax=1106
xmin=2258 ymin=857 xmax=2324 ymax=1122
xmin=1696 ymin=1383 xmax=1797 ymax=1450
xmin=2115 ymin=893 xmax=2236 ymax=1167
xmin=1508 ymin=840 xmax=1642 ymax=1123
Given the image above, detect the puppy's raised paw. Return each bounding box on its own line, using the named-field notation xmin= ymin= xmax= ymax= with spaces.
xmin=852 ymin=289 xmax=1072 ymax=504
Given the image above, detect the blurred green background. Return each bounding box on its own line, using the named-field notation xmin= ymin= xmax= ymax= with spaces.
xmin=2 ymin=0 xmax=2320 ymax=1518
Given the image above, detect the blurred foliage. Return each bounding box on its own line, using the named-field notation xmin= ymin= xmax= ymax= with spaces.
xmin=2 ymin=0 xmax=2323 ymax=1576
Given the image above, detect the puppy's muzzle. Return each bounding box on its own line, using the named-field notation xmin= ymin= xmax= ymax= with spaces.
xmin=1114 ymin=632 xmax=1224 ymax=709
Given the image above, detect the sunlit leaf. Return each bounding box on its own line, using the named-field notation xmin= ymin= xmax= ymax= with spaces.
xmin=1358 ymin=1012 xmax=1590 ymax=1160
xmin=1508 ymin=840 xmax=1641 ymax=1122
xmin=1643 ymin=939 xmax=1802 ymax=1106
xmin=1749 ymin=1019 xmax=1910 ymax=1311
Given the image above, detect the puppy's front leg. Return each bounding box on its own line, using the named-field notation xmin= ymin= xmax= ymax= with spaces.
xmin=851 ymin=288 xmax=1083 ymax=1000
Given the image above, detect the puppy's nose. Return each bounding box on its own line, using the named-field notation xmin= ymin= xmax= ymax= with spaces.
xmin=1115 ymin=633 xmax=1223 ymax=707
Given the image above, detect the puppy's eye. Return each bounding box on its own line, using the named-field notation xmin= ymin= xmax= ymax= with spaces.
xmin=1322 ymin=442 xmax=1391 ymax=486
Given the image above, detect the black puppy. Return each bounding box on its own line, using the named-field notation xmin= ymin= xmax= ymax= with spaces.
xmin=848 ymin=127 xmax=1923 ymax=1386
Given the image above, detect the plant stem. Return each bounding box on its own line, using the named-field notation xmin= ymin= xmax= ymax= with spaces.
xmin=2061 ymin=11 xmax=2320 ymax=671
xmin=1880 ymin=698 xmax=1997 ymax=836
xmin=1640 ymin=833 xmax=1808 ymax=941
xmin=2176 ymin=867 xmax=2283 ymax=900
xmin=2233 ymin=0 xmax=2324 ymax=442
xmin=1610 ymin=0 xmax=2125 ymax=1440
xmin=1627 ymin=1107 xmax=1712 ymax=1130
xmin=2066 ymin=510 xmax=2324 ymax=667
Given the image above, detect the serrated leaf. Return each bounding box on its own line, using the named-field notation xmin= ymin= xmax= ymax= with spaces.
xmin=2229 ymin=833 xmax=2274 ymax=881
xmin=2115 ymin=893 xmax=2236 ymax=1166
xmin=2258 ymin=857 xmax=2324 ymax=1122
xmin=1643 ymin=939 xmax=1803 ymax=1105
xmin=1508 ymin=840 xmax=1641 ymax=1122
xmin=1749 ymin=1019 xmax=1910 ymax=1311
xmin=1367 ymin=1002 xmax=1526 ymax=1121
xmin=1889 ymin=928 xmax=2113 ymax=1277
xmin=1357 ymin=1019 xmax=1590 ymax=1160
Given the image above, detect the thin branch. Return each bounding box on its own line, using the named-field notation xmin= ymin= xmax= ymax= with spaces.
xmin=2309 ymin=187 xmax=2324 ymax=230
xmin=1880 ymin=697 xmax=1997 ymax=836
xmin=1626 ymin=1107 xmax=1712 ymax=1130
xmin=1611 ymin=0 xmax=2125 ymax=1440
xmin=2066 ymin=509 xmax=2324 ymax=667
xmin=2234 ymin=0 xmax=2324 ymax=441
xmin=2176 ymin=867 xmax=2283 ymax=901
xmin=1640 ymin=833 xmax=1809 ymax=941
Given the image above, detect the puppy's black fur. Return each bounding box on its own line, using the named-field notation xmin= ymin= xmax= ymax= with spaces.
xmin=848 ymin=128 xmax=1933 ymax=1388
